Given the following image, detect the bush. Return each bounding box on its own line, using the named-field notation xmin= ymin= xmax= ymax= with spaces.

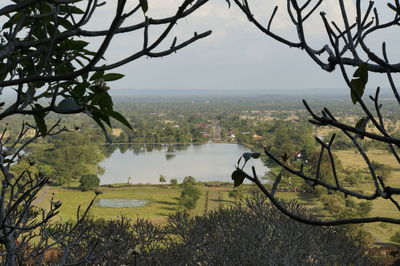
xmin=159 ymin=175 xmax=166 ymax=183
xmin=178 ymin=185 xmax=201 ymax=210
xmin=170 ymin=178 xmax=178 ymax=185
xmin=79 ymin=175 xmax=100 ymax=191
xmin=228 ymin=188 xmax=244 ymax=202
xmin=51 ymin=194 xmax=375 ymax=265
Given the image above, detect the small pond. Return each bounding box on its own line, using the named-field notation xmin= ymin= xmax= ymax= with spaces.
xmin=96 ymin=198 xmax=149 ymax=208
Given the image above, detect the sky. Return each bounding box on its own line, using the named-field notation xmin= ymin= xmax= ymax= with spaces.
xmin=84 ymin=0 xmax=399 ymax=92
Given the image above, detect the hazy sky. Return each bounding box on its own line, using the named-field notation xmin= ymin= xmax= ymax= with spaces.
xmin=85 ymin=0 xmax=399 ymax=92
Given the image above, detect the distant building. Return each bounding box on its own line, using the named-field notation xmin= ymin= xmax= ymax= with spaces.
xmin=252 ymin=134 xmax=263 ymax=140
xmin=202 ymin=132 xmax=211 ymax=138
xmin=197 ymin=123 xmax=210 ymax=129
xmin=228 ymin=133 xmax=235 ymax=139
xmin=294 ymin=151 xmax=302 ymax=161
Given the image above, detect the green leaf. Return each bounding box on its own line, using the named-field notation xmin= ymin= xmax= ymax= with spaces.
xmin=69 ymin=40 xmax=89 ymax=50
xmin=59 ymin=5 xmax=85 ymax=14
xmin=102 ymin=73 xmax=125 ymax=81
xmin=91 ymin=115 xmax=112 ymax=143
xmin=350 ymin=63 xmax=368 ymax=104
xmin=139 ymin=0 xmax=148 ymax=13
xmin=33 ymin=113 xmax=47 ymax=136
xmin=231 ymin=170 xmax=246 ymax=187
xmin=91 ymin=109 xmax=112 ymax=127
xmin=243 ymin=152 xmax=251 ymax=162
xmin=3 ymin=159 xmax=13 ymax=164
xmin=250 ymin=152 xmax=261 ymax=159
xmin=353 ymin=63 xmax=369 ymax=83
xmin=90 ymin=70 xmax=105 ymax=81
xmin=73 ymin=82 xmax=89 ymax=98
xmin=55 ymin=98 xmax=82 ymax=114
xmin=108 ymin=110 xmax=133 ymax=130
xmin=355 ymin=117 xmax=367 ymax=139
xmin=61 ymin=39 xmax=89 ymax=51
xmin=58 ymin=17 xmax=74 ymax=30
xmin=91 ymin=91 xmax=113 ymax=110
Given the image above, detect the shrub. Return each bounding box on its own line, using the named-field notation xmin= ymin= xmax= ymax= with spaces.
xmin=178 ymin=185 xmax=201 ymax=210
xmin=159 ymin=175 xmax=166 ymax=183
xmin=79 ymin=175 xmax=100 ymax=191
xmin=51 ymin=194 xmax=375 ymax=265
xmin=228 ymin=188 xmax=244 ymax=202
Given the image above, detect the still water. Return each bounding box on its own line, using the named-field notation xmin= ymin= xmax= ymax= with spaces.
xmin=99 ymin=143 xmax=268 ymax=185
xmin=96 ymin=198 xmax=149 ymax=208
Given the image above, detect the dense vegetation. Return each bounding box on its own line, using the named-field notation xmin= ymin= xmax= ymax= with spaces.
xmin=37 ymin=195 xmax=375 ymax=265
xmin=7 ymin=94 xmax=396 ymax=187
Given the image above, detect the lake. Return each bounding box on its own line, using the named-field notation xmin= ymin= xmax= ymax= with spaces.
xmin=99 ymin=143 xmax=268 ymax=185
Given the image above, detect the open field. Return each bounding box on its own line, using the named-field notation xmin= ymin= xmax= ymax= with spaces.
xmin=335 ymin=149 xmax=400 ymax=243
xmin=36 ymin=183 xmax=237 ymax=224
xmin=34 ymin=147 xmax=400 ymax=245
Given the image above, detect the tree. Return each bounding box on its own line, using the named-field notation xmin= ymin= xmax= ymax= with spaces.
xmin=181 ymin=176 xmax=197 ymax=186
xmin=178 ymin=185 xmax=201 ymax=210
xmin=0 ymin=0 xmax=210 ymax=264
xmin=170 ymin=178 xmax=178 ymax=185
xmin=28 ymin=130 xmax=104 ymax=185
xmin=159 ymin=175 xmax=166 ymax=184
xmin=231 ymin=0 xmax=400 ymax=225
xmin=79 ymin=174 xmax=100 ymax=191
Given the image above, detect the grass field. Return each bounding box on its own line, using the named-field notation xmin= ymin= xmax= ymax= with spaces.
xmin=35 ymin=183 xmax=237 ymax=225
xmin=335 ymin=149 xmax=400 ymax=243
xmin=34 ymin=147 xmax=400 ymax=245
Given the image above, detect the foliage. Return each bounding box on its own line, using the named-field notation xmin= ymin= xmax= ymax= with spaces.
xmin=178 ymin=185 xmax=201 ymax=210
xmin=181 ymin=176 xmax=197 ymax=186
xmin=228 ymin=188 xmax=244 ymax=202
xmin=27 ymin=130 xmax=104 ymax=184
xmin=79 ymin=175 xmax=100 ymax=191
xmin=44 ymin=195 xmax=375 ymax=265
xmin=159 ymin=175 xmax=166 ymax=183
xmin=170 ymin=178 xmax=178 ymax=185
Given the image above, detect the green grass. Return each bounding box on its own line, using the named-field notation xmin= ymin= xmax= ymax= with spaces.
xmin=36 ymin=183 xmax=237 ymax=224
xmin=335 ymin=149 xmax=400 ymax=243
xmin=35 ymin=147 xmax=399 ymax=244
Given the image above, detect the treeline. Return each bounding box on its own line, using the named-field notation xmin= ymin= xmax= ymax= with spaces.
xmin=7 ymin=95 xmax=397 ymax=186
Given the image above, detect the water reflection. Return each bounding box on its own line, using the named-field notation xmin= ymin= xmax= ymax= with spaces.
xmin=100 ymin=143 xmax=268 ymax=185
xmin=165 ymin=154 xmax=176 ymax=160
xmin=96 ymin=198 xmax=148 ymax=208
